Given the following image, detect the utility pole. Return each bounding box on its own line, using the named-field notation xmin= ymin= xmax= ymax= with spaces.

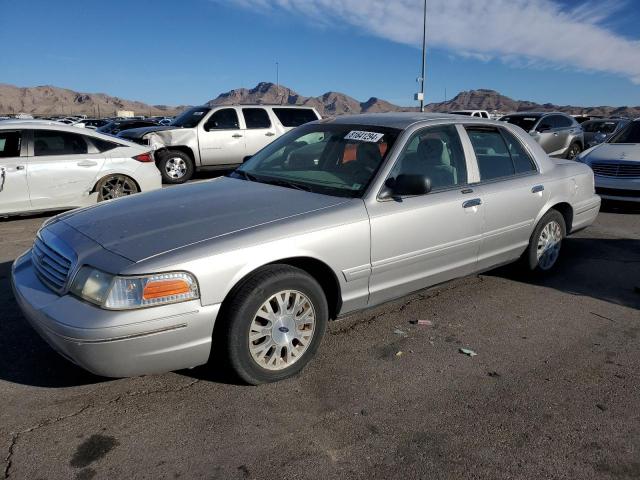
xmin=418 ymin=0 xmax=427 ymax=112
xmin=276 ymin=61 xmax=280 ymax=104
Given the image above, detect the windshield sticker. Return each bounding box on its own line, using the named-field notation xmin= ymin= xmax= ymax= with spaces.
xmin=345 ymin=131 xmax=384 ymax=142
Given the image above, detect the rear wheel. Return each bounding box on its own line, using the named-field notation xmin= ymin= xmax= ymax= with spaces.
xmin=96 ymin=174 xmax=139 ymax=201
xmin=565 ymin=142 xmax=582 ymax=160
xmin=215 ymin=265 xmax=328 ymax=385
xmin=524 ymin=209 xmax=566 ymax=272
xmin=157 ymin=150 xmax=194 ymax=184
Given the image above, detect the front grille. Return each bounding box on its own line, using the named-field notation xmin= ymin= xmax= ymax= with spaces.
xmin=31 ymin=236 xmax=73 ymax=293
xmin=596 ymin=187 xmax=640 ymax=198
xmin=591 ymin=162 xmax=640 ymax=178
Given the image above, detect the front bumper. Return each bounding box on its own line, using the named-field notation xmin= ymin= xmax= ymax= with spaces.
xmin=595 ymin=175 xmax=640 ymax=203
xmin=11 ymin=252 xmax=220 ymax=378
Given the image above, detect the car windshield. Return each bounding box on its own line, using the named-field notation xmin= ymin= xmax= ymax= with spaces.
xmin=500 ymin=115 xmax=540 ymax=132
xmin=608 ymin=121 xmax=640 ymax=144
xmin=171 ymin=107 xmax=211 ymax=128
xmin=582 ymin=121 xmax=618 ymax=134
xmin=230 ymin=123 xmax=400 ymax=198
xmin=96 ymin=121 xmax=116 ymax=133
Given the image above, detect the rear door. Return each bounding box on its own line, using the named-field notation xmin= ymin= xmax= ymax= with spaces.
xmin=242 ymin=108 xmax=278 ymax=155
xmin=28 ymin=129 xmax=105 ymax=209
xmin=0 ymin=129 xmax=30 ymax=214
xmin=463 ymin=126 xmax=546 ymax=270
xmin=198 ymin=108 xmax=246 ymax=166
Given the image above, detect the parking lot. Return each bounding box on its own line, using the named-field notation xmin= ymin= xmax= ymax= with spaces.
xmin=0 ymin=195 xmax=637 ymax=479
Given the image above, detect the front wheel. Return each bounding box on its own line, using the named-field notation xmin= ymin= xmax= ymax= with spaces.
xmin=216 ymin=265 xmax=328 ymax=385
xmin=524 ymin=209 xmax=566 ymax=272
xmin=157 ymin=150 xmax=194 ymax=184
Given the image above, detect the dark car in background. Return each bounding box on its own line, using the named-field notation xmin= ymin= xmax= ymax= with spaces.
xmin=500 ymin=112 xmax=584 ymax=159
xmin=97 ymin=119 xmax=159 ymax=136
xmin=581 ymin=118 xmax=630 ymax=148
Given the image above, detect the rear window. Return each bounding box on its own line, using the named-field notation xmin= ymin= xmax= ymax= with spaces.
xmin=34 ymin=130 xmax=88 ymax=156
xmin=0 ymin=131 xmax=21 ymax=157
xmin=242 ymin=108 xmax=271 ymax=129
xmin=273 ymin=108 xmax=319 ymax=127
xmin=90 ymin=137 xmax=119 ymax=152
xmin=582 ymin=121 xmax=618 ymax=134
xmin=609 ymin=122 xmax=640 ymax=144
xmin=500 ymin=116 xmax=540 ymax=132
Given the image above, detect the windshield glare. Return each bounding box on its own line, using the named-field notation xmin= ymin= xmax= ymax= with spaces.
xmin=609 ymin=121 xmax=640 ymax=144
xmin=500 ymin=116 xmax=540 ymax=132
xmin=232 ymin=124 xmax=400 ymax=198
xmin=171 ymin=107 xmax=210 ymax=128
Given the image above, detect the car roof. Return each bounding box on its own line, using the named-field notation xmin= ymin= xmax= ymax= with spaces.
xmin=504 ymin=112 xmax=568 ymax=117
xmin=317 ymin=112 xmax=502 ymax=130
xmin=0 ymin=120 xmax=143 ymax=144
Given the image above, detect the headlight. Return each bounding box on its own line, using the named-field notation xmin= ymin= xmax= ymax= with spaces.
xmin=70 ymin=267 xmax=199 ymax=310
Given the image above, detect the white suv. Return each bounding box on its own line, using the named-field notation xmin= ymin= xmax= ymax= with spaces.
xmin=118 ymin=105 xmax=321 ymax=183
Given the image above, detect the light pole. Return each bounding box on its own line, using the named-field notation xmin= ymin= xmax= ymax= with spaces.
xmin=419 ymin=0 xmax=427 ymax=112
xmin=276 ymin=61 xmax=280 ymax=103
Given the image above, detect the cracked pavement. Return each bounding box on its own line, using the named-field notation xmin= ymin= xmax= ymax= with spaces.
xmin=1 ymin=202 xmax=639 ymax=479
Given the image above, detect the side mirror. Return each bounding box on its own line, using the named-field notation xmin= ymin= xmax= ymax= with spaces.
xmin=379 ymin=174 xmax=431 ymax=199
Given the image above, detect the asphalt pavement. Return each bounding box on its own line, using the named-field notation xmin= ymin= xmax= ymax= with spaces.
xmin=1 ymin=201 xmax=639 ymax=480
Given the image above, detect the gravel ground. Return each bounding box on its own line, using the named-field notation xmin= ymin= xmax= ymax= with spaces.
xmin=0 ymin=200 xmax=639 ymax=480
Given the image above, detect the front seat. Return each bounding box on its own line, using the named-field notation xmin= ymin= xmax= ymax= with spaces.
xmin=342 ymin=142 xmax=382 ymax=181
xmin=415 ymin=138 xmax=456 ymax=188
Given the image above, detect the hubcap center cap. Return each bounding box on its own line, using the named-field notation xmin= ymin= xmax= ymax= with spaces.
xmin=272 ymin=315 xmax=296 ymax=346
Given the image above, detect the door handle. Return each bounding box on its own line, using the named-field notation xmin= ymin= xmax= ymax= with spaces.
xmin=0 ymin=167 xmax=5 ymax=193
xmin=265 ymin=132 xmax=275 ymax=137
xmin=77 ymin=160 xmax=98 ymax=167
xmin=462 ymin=198 xmax=482 ymax=208
xmin=531 ymin=185 xmax=545 ymax=194
xmin=232 ymin=134 xmax=243 ymax=138
xmin=553 ymin=132 xmax=559 ymax=136
xmin=15 ymin=165 xmax=25 ymax=170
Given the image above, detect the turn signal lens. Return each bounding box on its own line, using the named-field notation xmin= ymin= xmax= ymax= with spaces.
xmin=143 ymin=279 xmax=191 ymax=299
xmin=133 ymin=152 xmax=154 ymax=162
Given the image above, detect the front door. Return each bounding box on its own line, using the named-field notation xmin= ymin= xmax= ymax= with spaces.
xmin=0 ymin=129 xmax=30 ymax=214
xmin=241 ymin=108 xmax=278 ymax=156
xmin=28 ymin=129 xmax=105 ymax=209
xmin=367 ymin=124 xmax=484 ymax=305
xmin=198 ymin=108 xmax=246 ymax=166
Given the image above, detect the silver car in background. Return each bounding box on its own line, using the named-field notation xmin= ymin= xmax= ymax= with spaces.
xmin=577 ymin=119 xmax=640 ymax=202
xmin=500 ymin=112 xmax=584 ymax=159
xmin=12 ymin=113 xmax=600 ymax=384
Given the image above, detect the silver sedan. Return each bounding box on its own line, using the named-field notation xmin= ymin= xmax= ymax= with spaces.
xmin=12 ymin=113 xmax=600 ymax=384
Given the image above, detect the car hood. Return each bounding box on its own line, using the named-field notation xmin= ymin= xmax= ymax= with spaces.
xmin=59 ymin=177 xmax=348 ymax=263
xmin=583 ymin=143 xmax=640 ymax=163
xmin=117 ymin=125 xmax=179 ymax=140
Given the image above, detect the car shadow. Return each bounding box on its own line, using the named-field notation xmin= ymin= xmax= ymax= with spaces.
xmin=486 ymin=237 xmax=640 ymax=311
xmin=0 ymin=260 xmax=109 ymax=388
xmin=600 ymin=199 xmax=640 ymax=215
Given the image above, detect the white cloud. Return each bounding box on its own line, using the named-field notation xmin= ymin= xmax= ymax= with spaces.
xmin=219 ymin=0 xmax=640 ymax=84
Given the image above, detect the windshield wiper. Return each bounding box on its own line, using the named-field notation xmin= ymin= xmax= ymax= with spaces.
xmin=230 ymin=170 xmax=258 ymax=182
xmin=261 ymin=178 xmax=313 ymax=192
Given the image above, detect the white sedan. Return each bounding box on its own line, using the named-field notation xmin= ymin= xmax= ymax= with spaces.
xmin=0 ymin=121 xmax=161 ymax=216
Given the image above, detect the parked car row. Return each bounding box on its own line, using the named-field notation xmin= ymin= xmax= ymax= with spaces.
xmin=10 ymin=111 xmax=604 ymax=384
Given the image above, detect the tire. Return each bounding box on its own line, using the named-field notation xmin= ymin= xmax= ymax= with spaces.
xmin=96 ymin=174 xmax=139 ymax=201
xmin=523 ymin=209 xmax=566 ymax=272
xmin=157 ymin=150 xmax=194 ymax=184
xmin=216 ymin=265 xmax=328 ymax=385
xmin=565 ymin=142 xmax=582 ymax=160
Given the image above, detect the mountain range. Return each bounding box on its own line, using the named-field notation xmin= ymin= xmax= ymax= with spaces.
xmin=1 ymin=82 xmax=639 ymax=119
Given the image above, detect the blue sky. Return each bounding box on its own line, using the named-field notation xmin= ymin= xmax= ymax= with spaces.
xmin=1 ymin=0 xmax=639 ymax=108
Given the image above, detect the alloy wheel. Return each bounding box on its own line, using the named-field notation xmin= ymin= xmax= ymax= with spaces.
xmin=99 ymin=175 xmax=137 ymax=200
xmin=165 ymin=157 xmax=187 ymax=179
xmin=248 ymin=290 xmax=316 ymax=371
xmin=536 ymin=220 xmax=562 ymax=270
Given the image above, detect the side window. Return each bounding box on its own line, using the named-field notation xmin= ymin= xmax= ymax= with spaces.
xmin=555 ymin=115 xmax=573 ymax=128
xmin=90 ymin=137 xmax=118 ymax=153
xmin=205 ymin=109 xmax=240 ymax=130
xmin=242 ymin=108 xmax=271 ymax=129
xmin=481 ymin=112 xmax=489 ymax=118
xmin=273 ymin=108 xmax=318 ymax=127
xmin=537 ymin=117 xmax=554 ymax=132
xmin=501 ymin=129 xmax=537 ymax=174
xmin=0 ymin=131 xmax=22 ymax=158
xmin=467 ymin=128 xmax=514 ymax=181
xmin=34 ymin=130 xmax=88 ymax=156
xmin=391 ymin=125 xmax=468 ymax=190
